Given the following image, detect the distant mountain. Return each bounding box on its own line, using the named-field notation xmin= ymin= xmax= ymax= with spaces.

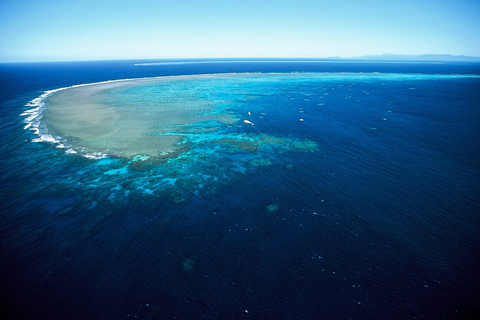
xmin=346 ymin=53 xmax=480 ymax=62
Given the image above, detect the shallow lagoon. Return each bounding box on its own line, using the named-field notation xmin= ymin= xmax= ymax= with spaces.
xmin=44 ymin=76 xmax=238 ymax=158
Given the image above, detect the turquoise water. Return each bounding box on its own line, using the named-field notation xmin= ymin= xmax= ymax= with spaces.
xmin=24 ymin=72 xmax=479 ymax=202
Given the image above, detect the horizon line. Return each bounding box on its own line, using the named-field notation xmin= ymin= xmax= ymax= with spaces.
xmin=2 ymin=54 xmax=480 ymax=64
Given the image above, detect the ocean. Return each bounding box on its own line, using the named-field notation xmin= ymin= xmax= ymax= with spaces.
xmin=0 ymin=60 xmax=479 ymax=319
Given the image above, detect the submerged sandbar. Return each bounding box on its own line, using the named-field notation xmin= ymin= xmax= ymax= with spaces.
xmin=44 ymin=76 xmax=238 ymax=158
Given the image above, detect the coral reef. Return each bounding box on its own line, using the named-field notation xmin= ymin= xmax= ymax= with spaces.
xmin=249 ymin=158 xmax=272 ymax=167
xmin=290 ymin=139 xmax=319 ymax=152
xmin=266 ymin=203 xmax=280 ymax=215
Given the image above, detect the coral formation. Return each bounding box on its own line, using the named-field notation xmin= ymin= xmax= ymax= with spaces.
xmin=266 ymin=203 xmax=280 ymax=215
xmin=182 ymin=258 xmax=195 ymax=272
xmin=290 ymin=139 xmax=319 ymax=152
xmin=249 ymin=158 xmax=272 ymax=167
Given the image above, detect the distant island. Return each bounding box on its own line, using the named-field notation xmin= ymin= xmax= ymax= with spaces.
xmin=343 ymin=53 xmax=480 ymax=62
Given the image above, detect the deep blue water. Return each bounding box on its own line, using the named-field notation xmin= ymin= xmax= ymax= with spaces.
xmin=1 ymin=60 xmax=480 ymax=319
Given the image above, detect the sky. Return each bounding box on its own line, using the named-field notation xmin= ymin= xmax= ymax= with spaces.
xmin=1 ymin=0 xmax=480 ymax=62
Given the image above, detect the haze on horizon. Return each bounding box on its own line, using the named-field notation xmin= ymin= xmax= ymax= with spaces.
xmin=1 ymin=0 xmax=479 ymax=63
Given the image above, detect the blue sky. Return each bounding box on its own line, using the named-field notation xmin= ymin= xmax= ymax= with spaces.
xmin=1 ymin=0 xmax=479 ymax=62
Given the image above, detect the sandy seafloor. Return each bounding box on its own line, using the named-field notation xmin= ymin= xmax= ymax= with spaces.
xmin=1 ymin=60 xmax=480 ymax=319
